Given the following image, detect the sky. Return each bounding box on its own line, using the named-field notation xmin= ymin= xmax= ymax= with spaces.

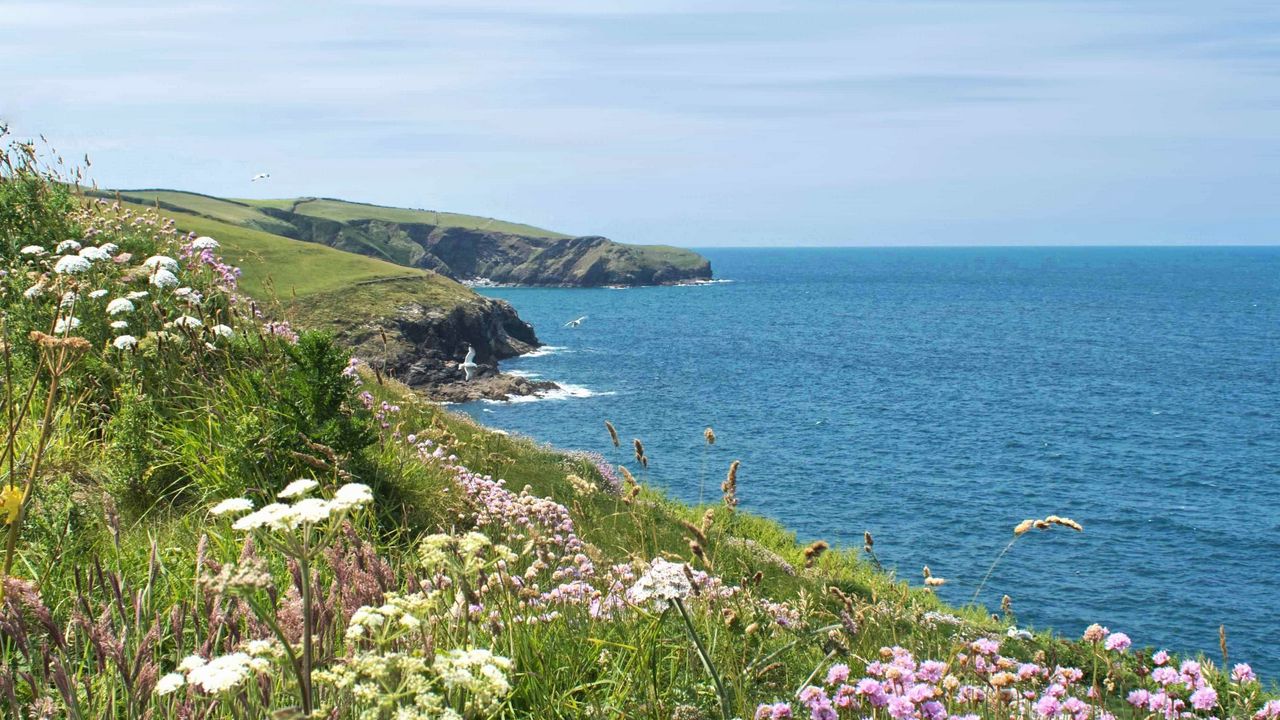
xmin=3 ymin=1 xmax=1280 ymax=246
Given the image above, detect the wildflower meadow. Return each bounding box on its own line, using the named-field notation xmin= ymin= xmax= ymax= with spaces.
xmin=0 ymin=132 xmax=1275 ymax=719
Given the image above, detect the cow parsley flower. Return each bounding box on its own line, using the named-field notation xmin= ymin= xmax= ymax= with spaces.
xmin=187 ymin=652 xmax=253 ymax=694
xmin=279 ymin=478 xmax=319 ymax=498
xmin=331 ymin=482 xmax=374 ymax=510
xmin=23 ymin=284 xmax=44 ymax=299
xmin=112 ymin=335 xmax=138 ymax=350
xmin=55 ymin=239 xmax=81 ymax=253
xmin=190 ymin=236 xmax=220 ymax=250
xmin=210 ymin=498 xmax=254 ymax=516
xmin=110 ymin=320 xmax=128 ymax=330
xmin=19 ymin=245 xmax=46 ymax=256
xmin=88 ymin=289 xmax=109 ymax=299
xmin=106 ymin=298 xmax=135 ymax=315
xmin=289 ymin=498 xmax=334 ymax=525
xmin=54 ymin=317 xmax=81 ymax=334
xmin=432 ymin=649 xmax=514 ymax=713
xmin=78 ymin=246 xmax=111 ymax=262
xmin=126 ymin=290 xmax=149 ymax=300
xmin=628 ymin=558 xmax=692 ymax=604
xmin=99 ymin=242 xmax=119 ymax=254
xmin=212 ymin=323 xmax=234 ymax=339
xmin=154 ymin=672 xmax=185 ymax=696
xmin=150 ymin=268 xmax=179 ymax=288
xmin=232 ymin=503 xmax=293 ymax=531
xmin=54 ymin=255 xmax=91 ymax=275
xmin=143 ymin=255 xmax=179 ymax=272
xmin=169 ymin=315 xmax=202 ymax=329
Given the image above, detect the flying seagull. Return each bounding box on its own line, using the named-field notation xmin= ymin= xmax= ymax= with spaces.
xmin=251 ymin=172 xmax=271 ymax=182
xmin=564 ymin=315 xmax=588 ymax=328
xmin=460 ymin=345 xmax=478 ymax=381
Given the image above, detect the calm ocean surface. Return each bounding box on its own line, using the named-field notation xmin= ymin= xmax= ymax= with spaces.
xmin=462 ymin=247 xmax=1280 ymax=676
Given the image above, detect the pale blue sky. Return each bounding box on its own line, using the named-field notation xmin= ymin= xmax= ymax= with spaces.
xmin=3 ymin=1 xmax=1279 ymax=246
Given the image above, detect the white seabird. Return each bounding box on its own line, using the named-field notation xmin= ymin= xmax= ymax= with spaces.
xmin=251 ymin=172 xmax=271 ymax=182
xmin=564 ymin=315 xmax=588 ymax=328
xmin=460 ymin=345 xmax=478 ymax=381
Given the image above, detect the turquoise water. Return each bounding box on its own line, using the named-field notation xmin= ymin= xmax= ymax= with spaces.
xmin=462 ymin=247 xmax=1280 ymax=676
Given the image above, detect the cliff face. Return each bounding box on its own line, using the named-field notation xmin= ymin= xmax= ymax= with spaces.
xmin=286 ymin=276 xmax=551 ymax=402
xmin=256 ymin=206 xmax=713 ymax=287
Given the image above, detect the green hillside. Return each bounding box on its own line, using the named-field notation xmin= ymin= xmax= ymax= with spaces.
xmin=105 ymin=188 xmax=713 ymax=287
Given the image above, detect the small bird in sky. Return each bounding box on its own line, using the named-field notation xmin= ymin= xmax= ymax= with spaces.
xmin=251 ymin=172 xmax=271 ymax=182
xmin=460 ymin=345 xmax=478 ymax=381
xmin=564 ymin=315 xmax=588 ymax=328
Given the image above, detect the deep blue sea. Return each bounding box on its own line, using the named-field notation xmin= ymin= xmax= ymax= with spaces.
xmin=462 ymin=247 xmax=1280 ymax=677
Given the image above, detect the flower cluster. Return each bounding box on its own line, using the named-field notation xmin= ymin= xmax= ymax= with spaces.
xmin=212 ymin=480 xmax=373 ymax=532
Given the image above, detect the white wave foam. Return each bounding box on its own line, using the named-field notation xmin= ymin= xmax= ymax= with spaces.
xmin=483 ymin=382 xmax=615 ymax=404
xmin=522 ymin=345 xmax=569 ymax=358
xmin=505 ymin=369 xmax=542 ymax=379
xmin=673 ymin=278 xmax=734 ymax=287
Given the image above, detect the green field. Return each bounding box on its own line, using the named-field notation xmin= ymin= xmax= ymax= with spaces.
xmin=240 ymin=196 xmax=571 ymax=239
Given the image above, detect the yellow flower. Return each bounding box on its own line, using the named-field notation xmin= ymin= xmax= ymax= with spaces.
xmin=0 ymin=485 xmax=25 ymax=524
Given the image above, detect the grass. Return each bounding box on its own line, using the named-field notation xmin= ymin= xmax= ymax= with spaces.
xmin=240 ymin=196 xmax=572 ymax=239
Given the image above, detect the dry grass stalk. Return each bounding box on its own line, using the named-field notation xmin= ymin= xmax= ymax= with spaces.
xmin=704 ymin=427 xmax=716 ymax=445
xmin=721 ymin=460 xmax=740 ymax=511
xmin=604 ymin=420 xmax=620 ymax=447
xmin=803 ymin=540 xmax=829 ymax=568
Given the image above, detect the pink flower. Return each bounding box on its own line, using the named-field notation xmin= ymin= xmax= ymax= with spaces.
xmin=971 ymin=638 xmax=1000 ymax=656
xmin=1152 ymin=667 xmax=1179 ymax=686
xmin=1128 ymin=689 xmax=1151 ymax=708
xmin=1254 ymin=700 xmax=1280 ymax=720
xmin=1231 ymin=663 xmax=1256 ymax=684
xmin=1152 ymin=650 xmax=1170 ymax=666
xmin=1190 ymin=687 xmax=1218 ymax=711
xmin=1036 ymin=695 xmax=1062 ymax=717
xmin=919 ymin=660 xmax=947 ymax=683
xmin=887 ymin=696 xmax=916 ymax=720
xmin=1104 ymin=633 xmax=1131 ymax=652
xmin=826 ymin=664 xmax=850 ymax=686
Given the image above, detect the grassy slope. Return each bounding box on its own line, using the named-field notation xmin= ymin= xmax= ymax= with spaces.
xmin=109 ymin=194 xmax=476 ymax=325
xmin=242 ymin=196 xmax=572 ymax=239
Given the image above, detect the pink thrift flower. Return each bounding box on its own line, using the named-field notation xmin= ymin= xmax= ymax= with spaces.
xmin=1152 ymin=667 xmax=1179 ymax=686
xmin=971 ymin=638 xmax=1000 ymax=656
xmin=1128 ymin=689 xmax=1151 ymax=708
xmin=1036 ymin=695 xmax=1062 ymax=717
xmin=826 ymin=664 xmax=850 ymax=686
xmin=1152 ymin=650 xmax=1170 ymax=666
xmin=1190 ymin=687 xmax=1218 ymax=711
xmin=1231 ymin=663 xmax=1256 ymax=684
xmin=1104 ymin=632 xmax=1132 ymax=652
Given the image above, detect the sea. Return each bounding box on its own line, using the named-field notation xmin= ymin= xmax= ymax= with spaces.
xmin=460 ymin=246 xmax=1280 ymax=677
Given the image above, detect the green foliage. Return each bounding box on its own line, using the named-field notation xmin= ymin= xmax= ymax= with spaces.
xmin=278 ymin=331 xmax=373 ymax=456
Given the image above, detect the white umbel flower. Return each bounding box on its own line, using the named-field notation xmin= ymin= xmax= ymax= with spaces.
xmin=78 ymin=246 xmax=111 ymax=262
xmin=53 ymin=317 xmax=81 ymax=334
xmin=88 ymin=289 xmax=109 ymax=299
xmin=142 ymin=255 xmax=179 ymax=272
xmin=190 ymin=236 xmax=220 ymax=250
xmin=154 ymin=672 xmax=185 ymax=696
xmin=186 ymin=652 xmax=253 ymax=694
xmin=112 ymin=335 xmax=138 ymax=350
xmin=106 ymin=298 xmax=135 ymax=315
xmin=99 ymin=242 xmax=119 ymax=254
xmin=110 ymin=320 xmax=129 ymax=330
xmin=627 ymin=558 xmax=692 ymax=604
xmin=232 ymin=503 xmax=293 ymax=531
xmin=177 ymin=655 xmax=207 ymax=673
xmin=54 ymin=255 xmax=91 ymax=275
xmin=212 ymin=324 xmax=234 ymax=339
xmin=59 ymin=291 xmax=79 ymax=308
xmin=150 ymin=268 xmax=179 ymax=288
xmin=126 ymin=290 xmax=149 ymax=300
xmin=279 ymin=478 xmax=319 ymax=498
xmin=331 ymin=482 xmax=374 ymax=510
xmin=210 ymin=498 xmax=254 ymax=516
xmin=19 ymin=245 xmax=46 ymax=256
xmin=169 ymin=315 xmax=203 ymax=330
xmin=55 ymin=239 xmax=82 ymax=253
xmin=289 ymin=498 xmax=334 ymax=525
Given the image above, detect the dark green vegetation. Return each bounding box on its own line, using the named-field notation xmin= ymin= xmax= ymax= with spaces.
xmin=108 ymin=189 xmax=713 ymax=287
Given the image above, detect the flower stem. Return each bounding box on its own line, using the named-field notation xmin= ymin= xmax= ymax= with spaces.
xmin=672 ymin=597 xmax=731 ymax=720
